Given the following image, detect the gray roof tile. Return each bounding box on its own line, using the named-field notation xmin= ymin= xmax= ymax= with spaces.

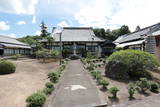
xmin=52 ymin=27 xmax=104 ymax=42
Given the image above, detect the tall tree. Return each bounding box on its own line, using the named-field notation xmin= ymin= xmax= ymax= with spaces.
xmin=40 ymin=21 xmax=49 ymax=37
xmin=135 ymin=25 xmax=141 ymax=31
xmin=93 ymin=25 xmax=131 ymax=41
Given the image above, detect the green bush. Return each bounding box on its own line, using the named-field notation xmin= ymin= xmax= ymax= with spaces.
xmin=136 ymin=78 xmax=150 ymax=93
xmin=105 ymin=50 xmax=159 ymax=80
xmin=45 ymin=82 xmax=54 ymax=89
xmin=26 ymin=91 xmax=46 ymax=107
xmin=43 ymin=87 xmax=54 ymax=95
xmin=99 ymin=79 xmax=109 ymax=89
xmin=86 ymin=63 xmax=96 ymax=72
xmin=150 ymin=81 xmax=159 ymax=92
xmin=0 ymin=60 xmax=16 ymax=74
xmin=91 ymin=71 xmax=102 ymax=80
xmin=128 ymin=83 xmax=136 ymax=98
xmin=11 ymin=54 xmax=21 ymax=60
xmin=109 ymin=87 xmax=119 ymax=98
xmin=48 ymin=72 xmax=59 ymax=83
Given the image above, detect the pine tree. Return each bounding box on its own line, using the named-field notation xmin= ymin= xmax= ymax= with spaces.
xmin=40 ymin=21 xmax=49 ymax=37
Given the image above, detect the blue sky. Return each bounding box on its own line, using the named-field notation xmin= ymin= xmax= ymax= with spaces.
xmin=0 ymin=0 xmax=160 ymax=38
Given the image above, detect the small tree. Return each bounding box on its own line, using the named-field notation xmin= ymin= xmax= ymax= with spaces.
xmin=99 ymin=79 xmax=109 ymax=89
xmin=109 ymin=87 xmax=119 ymax=98
xmin=128 ymin=83 xmax=136 ymax=98
xmin=136 ymin=78 xmax=150 ymax=93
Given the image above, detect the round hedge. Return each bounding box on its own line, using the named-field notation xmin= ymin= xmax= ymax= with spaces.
xmin=105 ymin=50 xmax=160 ymax=80
xmin=0 ymin=60 xmax=16 ymax=74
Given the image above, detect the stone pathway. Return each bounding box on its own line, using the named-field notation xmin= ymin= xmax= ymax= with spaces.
xmin=48 ymin=60 xmax=105 ymax=107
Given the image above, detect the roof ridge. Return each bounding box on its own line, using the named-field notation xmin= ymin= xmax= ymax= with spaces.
xmin=124 ymin=22 xmax=160 ymax=36
xmin=0 ymin=35 xmax=16 ymax=39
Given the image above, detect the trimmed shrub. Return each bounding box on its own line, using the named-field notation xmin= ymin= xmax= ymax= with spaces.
xmin=48 ymin=72 xmax=59 ymax=83
xmin=11 ymin=54 xmax=21 ymax=60
xmin=91 ymin=71 xmax=102 ymax=80
xmin=43 ymin=87 xmax=54 ymax=95
xmin=45 ymin=82 xmax=54 ymax=89
xmin=26 ymin=91 xmax=46 ymax=107
xmin=150 ymin=81 xmax=159 ymax=92
xmin=86 ymin=63 xmax=96 ymax=72
xmin=109 ymin=87 xmax=119 ymax=98
xmin=136 ymin=78 xmax=150 ymax=93
xmin=105 ymin=50 xmax=159 ymax=80
xmin=99 ymin=79 xmax=109 ymax=89
xmin=0 ymin=60 xmax=16 ymax=74
xmin=128 ymin=83 xmax=136 ymax=98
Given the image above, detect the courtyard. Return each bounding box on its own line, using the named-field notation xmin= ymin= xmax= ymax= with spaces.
xmin=0 ymin=58 xmax=58 ymax=107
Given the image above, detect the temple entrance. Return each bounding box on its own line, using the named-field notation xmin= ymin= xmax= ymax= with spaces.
xmin=0 ymin=49 xmax=4 ymax=55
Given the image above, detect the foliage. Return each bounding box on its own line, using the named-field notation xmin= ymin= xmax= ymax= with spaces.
xmin=105 ymin=50 xmax=160 ymax=80
xmin=136 ymin=78 xmax=150 ymax=92
xmin=0 ymin=60 xmax=16 ymax=74
xmin=35 ymin=49 xmax=59 ymax=62
xmin=99 ymin=79 xmax=109 ymax=89
xmin=48 ymin=72 xmax=59 ymax=83
xmin=128 ymin=83 xmax=136 ymax=98
xmin=43 ymin=87 xmax=54 ymax=95
xmin=93 ymin=25 xmax=130 ymax=41
xmin=26 ymin=91 xmax=46 ymax=107
xmin=45 ymin=82 xmax=54 ymax=89
xmin=11 ymin=54 xmax=21 ymax=60
xmin=91 ymin=70 xmax=102 ymax=81
xmin=149 ymin=81 xmax=159 ymax=92
xmin=40 ymin=21 xmax=50 ymax=37
xmin=17 ymin=35 xmax=42 ymax=46
xmin=86 ymin=63 xmax=96 ymax=72
xmin=109 ymin=87 xmax=119 ymax=98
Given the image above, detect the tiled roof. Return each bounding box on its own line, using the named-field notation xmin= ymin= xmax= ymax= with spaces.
xmin=0 ymin=35 xmax=31 ymax=49
xmin=52 ymin=27 xmax=104 ymax=42
xmin=114 ymin=23 xmax=160 ymax=43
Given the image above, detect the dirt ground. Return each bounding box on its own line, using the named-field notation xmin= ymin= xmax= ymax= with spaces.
xmin=0 ymin=58 xmax=59 ymax=107
xmin=96 ymin=66 xmax=160 ymax=106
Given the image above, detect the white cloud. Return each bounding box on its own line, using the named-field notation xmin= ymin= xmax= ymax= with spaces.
xmin=0 ymin=21 xmax=10 ymax=30
xmin=16 ymin=21 xmax=26 ymax=25
xmin=57 ymin=21 xmax=70 ymax=27
xmin=0 ymin=0 xmax=39 ymax=15
xmin=32 ymin=15 xmax=36 ymax=24
xmin=35 ymin=30 xmax=41 ymax=35
xmin=74 ymin=0 xmax=160 ymax=31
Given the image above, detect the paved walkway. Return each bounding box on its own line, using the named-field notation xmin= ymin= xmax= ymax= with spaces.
xmin=48 ymin=60 xmax=105 ymax=107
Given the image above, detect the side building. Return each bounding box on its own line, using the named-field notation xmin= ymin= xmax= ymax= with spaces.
xmin=114 ymin=23 xmax=160 ymax=59
xmin=0 ymin=35 xmax=31 ymax=56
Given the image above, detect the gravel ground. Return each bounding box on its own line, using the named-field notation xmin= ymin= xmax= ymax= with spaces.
xmin=0 ymin=59 xmax=59 ymax=107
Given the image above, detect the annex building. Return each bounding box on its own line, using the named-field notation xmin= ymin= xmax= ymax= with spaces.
xmin=0 ymin=35 xmax=31 ymax=56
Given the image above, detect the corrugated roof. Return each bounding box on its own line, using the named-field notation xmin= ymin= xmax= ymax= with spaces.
xmin=0 ymin=43 xmax=31 ymax=49
xmin=116 ymin=40 xmax=145 ymax=48
xmin=52 ymin=27 xmax=104 ymax=42
xmin=114 ymin=23 xmax=160 ymax=43
xmin=0 ymin=35 xmax=31 ymax=49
